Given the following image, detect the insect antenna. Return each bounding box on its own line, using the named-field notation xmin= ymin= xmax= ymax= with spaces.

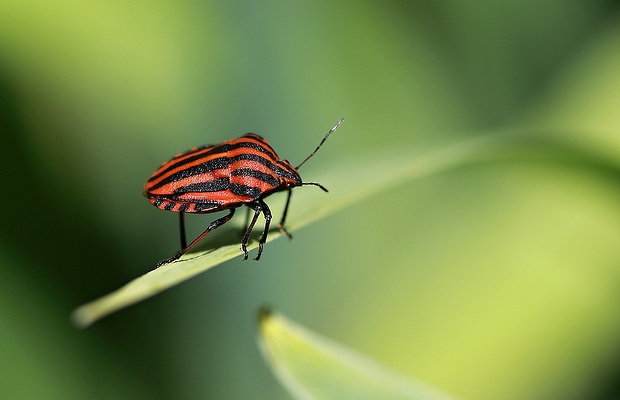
xmin=301 ymin=181 xmax=328 ymax=192
xmin=295 ymin=118 xmax=344 ymax=170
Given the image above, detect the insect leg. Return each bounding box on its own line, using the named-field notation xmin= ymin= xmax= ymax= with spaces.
xmin=179 ymin=212 xmax=187 ymax=249
xmin=241 ymin=206 xmax=251 ymax=237
xmin=242 ymin=203 xmax=262 ymax=261
xmin=156 ymin=208 xmax=236 ymax=268
xmin=255 ymin=199 xmax=272 ymax=261
xmin=277 ymin=189 xmax=293 ymax=240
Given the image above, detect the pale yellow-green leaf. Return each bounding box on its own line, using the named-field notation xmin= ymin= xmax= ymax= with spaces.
xmin=257 ymin=308 xmax=458 ymax=400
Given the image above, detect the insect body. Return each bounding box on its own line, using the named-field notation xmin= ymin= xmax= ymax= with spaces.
xmin=144 ymin=118 xmax=343 ymax=267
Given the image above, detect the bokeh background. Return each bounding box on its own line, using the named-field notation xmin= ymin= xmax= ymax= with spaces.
xmin=2 ymin=1 xmax=620 ymax=399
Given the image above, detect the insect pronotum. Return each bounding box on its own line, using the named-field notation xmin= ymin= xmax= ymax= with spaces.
xmin=144 ymin=118 xmax=344 ymax=267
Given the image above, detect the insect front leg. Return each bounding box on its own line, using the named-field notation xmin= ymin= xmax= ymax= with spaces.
xmin=277 ymin=189 xmax=293 ymax=240
xmin=156 ymin=208 xmax=235 ymax=268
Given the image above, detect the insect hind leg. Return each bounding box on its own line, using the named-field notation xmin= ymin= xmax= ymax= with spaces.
xmin=179 ymin=212 xmax=187 ymax=248
xmin=156 ymin=208 xmax=235 ymax=268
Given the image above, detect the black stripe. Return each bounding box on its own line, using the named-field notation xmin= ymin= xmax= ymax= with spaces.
xmin=148 ymin=156 xmax=230 ymax=191
xmin=149 ymin=153 xmax=299 ymax=192
xmin=231 ymin=168 xmax=279 ymax=187
xmin=276 ymin=160 xmax=300 ymax=179
xmin=148 ymin=140 xmax=278 ymax=183
xmin=174 ymin=177 xmax=230 ymax=195
xmin=148 ymin=143 xmax=227 ymax=183
xmin=269 ymin=163 xmax=299 ymax=182
xmin=179 ymin=203 xmax=189 ymax=212
xmin=241 ymin=133 xmax=277 ymax=157
xmin=230 ymin=184 xmax=261 ymax=199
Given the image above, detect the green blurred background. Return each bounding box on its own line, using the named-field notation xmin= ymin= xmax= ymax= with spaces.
xmin=2 ymin=1 xmax=620 ymax=399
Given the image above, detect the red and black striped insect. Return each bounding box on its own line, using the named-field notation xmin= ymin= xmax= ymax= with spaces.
xmin=144 ymin=118 xmax=343 ymax=267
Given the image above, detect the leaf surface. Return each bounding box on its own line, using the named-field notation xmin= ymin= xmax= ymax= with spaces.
xmin=257 ymin=308 xmax=458 ymax=400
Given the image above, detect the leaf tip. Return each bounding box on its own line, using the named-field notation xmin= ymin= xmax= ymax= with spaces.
xmin=70 ymin=305 xmax=96 ymax=329
xmin=257 ymin=305 xmax=274 ymax=329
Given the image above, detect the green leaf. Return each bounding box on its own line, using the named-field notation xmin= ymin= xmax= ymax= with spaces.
xmin=72 ymin=131 xmax=612 ymax=328
xmin=257 ymin=308 xmax=458 ymax=400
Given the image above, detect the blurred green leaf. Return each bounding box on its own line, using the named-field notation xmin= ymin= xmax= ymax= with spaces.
xmin=257 ymin=308 xmax=457 ymax=400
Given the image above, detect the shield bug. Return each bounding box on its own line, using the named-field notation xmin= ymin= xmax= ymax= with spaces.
xmin=144 ymin=118 xmax=343 ymax=266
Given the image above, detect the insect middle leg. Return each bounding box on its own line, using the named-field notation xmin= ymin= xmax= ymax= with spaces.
xmin=157 ymin=208 xmax=236 ymax=268
xmin=256 ymin=199 xmax=272 ymax=261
